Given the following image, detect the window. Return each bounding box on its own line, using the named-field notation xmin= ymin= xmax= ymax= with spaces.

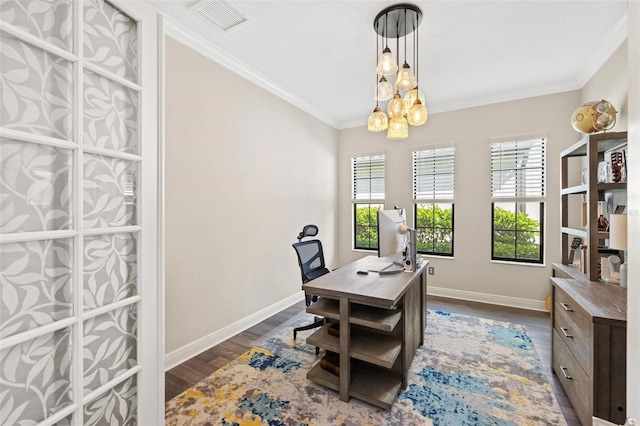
xmin=413 ymin=147 xmax=455 ymax=256
xmin=352 ymin=155 xmax=385 ymax=250
xmin=491 ymin=138 xmax=545 ymax=263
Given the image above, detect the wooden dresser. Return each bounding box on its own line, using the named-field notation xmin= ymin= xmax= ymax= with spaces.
xmin=551 ymin=264 xmax=627 ymax=425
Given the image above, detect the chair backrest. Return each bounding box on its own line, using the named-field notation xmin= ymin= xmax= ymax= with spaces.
xmin=293 ymin=231 xmax=329 ymax=284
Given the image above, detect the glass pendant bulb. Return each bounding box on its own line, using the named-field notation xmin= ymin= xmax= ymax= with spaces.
xmin=387 ymin=92 xmax=406 ymax=118
xmin=407 ymin=99 xmax=428 ymax=126
xmin=376 ymin=47 xmax=398 ymax=76
xmin=375 ymin=76 xmax=393 ymax=101
xmin=367 ymin=106 xmax=388 ymax=132
xmin=403 ymin=88 xmax=426 ymax=111
xmin=387 ymin=116 xmax=409 ymax=140
xmin=395 ymin=62 xmax=418 ymax=91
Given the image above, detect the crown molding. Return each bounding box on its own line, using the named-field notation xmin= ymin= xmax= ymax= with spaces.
xmin=162 ymin=16 xmax=339 ymax=129
xmin=573 ymin=11 xmax=628 ymax=89
xmin=162 ymin=11 xmax=627 ymax=132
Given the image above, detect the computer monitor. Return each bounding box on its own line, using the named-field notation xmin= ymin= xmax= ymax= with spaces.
xmin=377 ymin=207 xmax=407 ymax=258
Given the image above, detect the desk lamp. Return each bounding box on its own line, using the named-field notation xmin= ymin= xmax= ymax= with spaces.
xmin=609 ymin=214 xmax=628 ymax=288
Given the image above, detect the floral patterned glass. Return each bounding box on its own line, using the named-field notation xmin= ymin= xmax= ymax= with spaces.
xmin=83 ymin=304 xmax=137 ymax=393
xmin=2 ymin=0 xmax=143 ymax=422
xmin=83 ymin=154 xmax=137 ymax=228
xmin=83 ymin=233 xmax=137 ymax=310
xmin=83 ymin=70 xmax=139 ymax=154
xmin=84 ymin=375 xmax=137 ymax=425
xmin=0 ymin=0 xmax=73 ymax=50
xmin=0 ymin=138 xmax=72 ymax=233
xmin=0 ymin=32 xmax=73 ymax=140
xmin=0 ymin=238 xmax=73 ymax=339
xmin=83 ymin=0 xmax=138 ymax=83
xmin=0 ymin=327 xmax=73 ymax=424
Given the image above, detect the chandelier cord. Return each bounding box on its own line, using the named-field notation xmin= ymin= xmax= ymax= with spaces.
xmin=404 ymin=9 xmax=407 ymax=65
xmin=396 ymin=17 xmax=400 ymax=81
xmin=415 ymin=14 xmax=419 ymax=89
xmin=375 ymin=29 xmax=380 ymax=108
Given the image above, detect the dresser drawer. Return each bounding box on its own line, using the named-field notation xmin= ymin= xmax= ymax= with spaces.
xmin=553 ymin=292 xmax=591 ymax=373
xmin=553 ymin=329 xmax=590 ymax=426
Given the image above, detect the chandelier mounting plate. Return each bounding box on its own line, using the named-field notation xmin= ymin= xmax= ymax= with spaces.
xmin=374 ymin=4 xmax=422 ymax=39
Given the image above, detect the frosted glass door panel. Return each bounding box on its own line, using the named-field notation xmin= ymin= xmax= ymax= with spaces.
xmin=0 ymin=138 xmax=72 ymax=233
xmin=0 ymin=239 xmax=73 ymax=338
xmin=83 ymin=154 xmax=136 ymax=228
xmin=83 ymin=70 xmax=138 ymax=154
xmin=0 ymin=32 xmax=73 ymax=139
xmin=84 ymin=375 xmax=137 ymax=426
xmin=83 ymin=304 xmax=137 ymax=393
xmin=83 ymin=0 xmax=138 ymax=82
xmin=0 ymin=327 xmax=72 ymax=424
xmin=83 ymin=233 xmax=137 ymax=310
xmin=0 ymin=0 xmax=73 ymax=49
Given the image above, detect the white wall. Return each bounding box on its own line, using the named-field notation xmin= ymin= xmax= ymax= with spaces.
xmin=338 ymin=92 xmax=581 ymax=308
xmin=164 ymin=37 xmax=338 ymax=359
xmin=625 ymin=0 xmax=639 ymax=415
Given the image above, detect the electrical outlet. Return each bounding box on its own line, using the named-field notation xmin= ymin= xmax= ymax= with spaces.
xmin=428 ymin=266 xmax=435 ymax=275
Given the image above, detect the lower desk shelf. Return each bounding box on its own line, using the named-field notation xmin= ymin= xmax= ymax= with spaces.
xmin=307 ymin=360 xmax=402 ymax=410
xmin=306 ymin=324 xmax=402 ymax=369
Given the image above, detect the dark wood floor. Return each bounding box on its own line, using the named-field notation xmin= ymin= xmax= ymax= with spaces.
xmin=165 ymin=296 xmax=579 ymax=425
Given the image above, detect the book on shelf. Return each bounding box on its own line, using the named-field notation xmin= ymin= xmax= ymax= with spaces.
xmin=319 ymin=351 xmax=354 ymax=377
xmin=319 ymin=351 xmax=340 ymax=376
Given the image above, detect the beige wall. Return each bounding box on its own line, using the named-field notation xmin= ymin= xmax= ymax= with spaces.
xmin=164 ymin=37 xmax=338 ymax=355
xmin=581 ymin=41 xmax=628 ymax=131
xmin=338 ymin=92 xmax=582 ymax=306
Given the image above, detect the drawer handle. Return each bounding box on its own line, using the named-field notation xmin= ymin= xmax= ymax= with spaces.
xmin=560 ymin=327 xmax=574 ymax=339
xmin=560 ymin=303 xmax=573 ymax=312
xmin=560 ymin=366 xmax=572 ymax=380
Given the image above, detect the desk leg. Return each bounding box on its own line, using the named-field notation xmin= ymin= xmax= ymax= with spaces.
xmin=339 ymin=297 xmax=350 ymax=402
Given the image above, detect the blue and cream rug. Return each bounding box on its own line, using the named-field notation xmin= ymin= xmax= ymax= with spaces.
xmin=165 ymin=310 xmax=566 ymax=425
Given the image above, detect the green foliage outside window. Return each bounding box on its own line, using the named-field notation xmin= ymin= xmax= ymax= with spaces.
xmin=492 ymin=205 xmax=542 ymax=261
xmin=415 ymin=203 xmax=453 ymax=255
xmin=354 ymin=204 xmax=383 ymax=250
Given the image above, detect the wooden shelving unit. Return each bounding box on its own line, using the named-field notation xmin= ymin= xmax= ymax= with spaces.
xmin=560 ymin=131 xmax=627 ymax=281
xmin=300 ymin=255 xmax=427 ymax=410
xmin=305 ymin=298 xmax=404 ymax=408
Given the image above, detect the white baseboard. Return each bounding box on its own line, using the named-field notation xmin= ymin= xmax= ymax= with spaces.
xmin=165 ymin=292 xmax=304 ymax=371
xmin=427 ymin=286 xmax=548 ymax=312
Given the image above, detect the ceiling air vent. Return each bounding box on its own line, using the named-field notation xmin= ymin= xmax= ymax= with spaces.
xmin=191 ymin=0 xmax=248 ymax=32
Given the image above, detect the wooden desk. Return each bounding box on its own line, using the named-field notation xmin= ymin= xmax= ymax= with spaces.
xmin=302 ymin=255 xmax=428 ymax=409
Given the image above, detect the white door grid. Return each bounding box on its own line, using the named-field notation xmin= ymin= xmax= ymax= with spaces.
xmin=0 ymin=0 xmax=160 ymax=424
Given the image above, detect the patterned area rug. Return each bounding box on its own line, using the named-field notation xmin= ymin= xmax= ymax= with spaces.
xmin=165 ymin=310 xmax=566 ymax=425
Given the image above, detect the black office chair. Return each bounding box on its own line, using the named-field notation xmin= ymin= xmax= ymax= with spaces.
xmin=292 ymin=225 xmax=329 ymax=344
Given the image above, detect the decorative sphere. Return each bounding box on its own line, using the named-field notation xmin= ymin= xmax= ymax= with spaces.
xmin=571 ymin=100 xmax=617 ymax=134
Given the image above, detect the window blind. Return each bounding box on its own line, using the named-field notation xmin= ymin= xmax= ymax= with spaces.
xmin=491 ymin=139 xmax=545 ymax=199
xmin=413 ymin=147 xmax=455 ymax=200
xmin=352 ymin=155 xmax=385 ymax=200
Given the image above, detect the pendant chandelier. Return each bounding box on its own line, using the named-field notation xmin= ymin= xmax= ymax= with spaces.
xmin=368 ymin=4 xmax=427 ymax=140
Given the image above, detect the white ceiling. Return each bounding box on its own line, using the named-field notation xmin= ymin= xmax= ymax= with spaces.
xmin=148 ymin=0 xmax=628 ymax=129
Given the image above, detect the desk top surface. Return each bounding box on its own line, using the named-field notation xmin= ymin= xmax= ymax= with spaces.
xmin=302 ymin=256 xmax=427 ymax=308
